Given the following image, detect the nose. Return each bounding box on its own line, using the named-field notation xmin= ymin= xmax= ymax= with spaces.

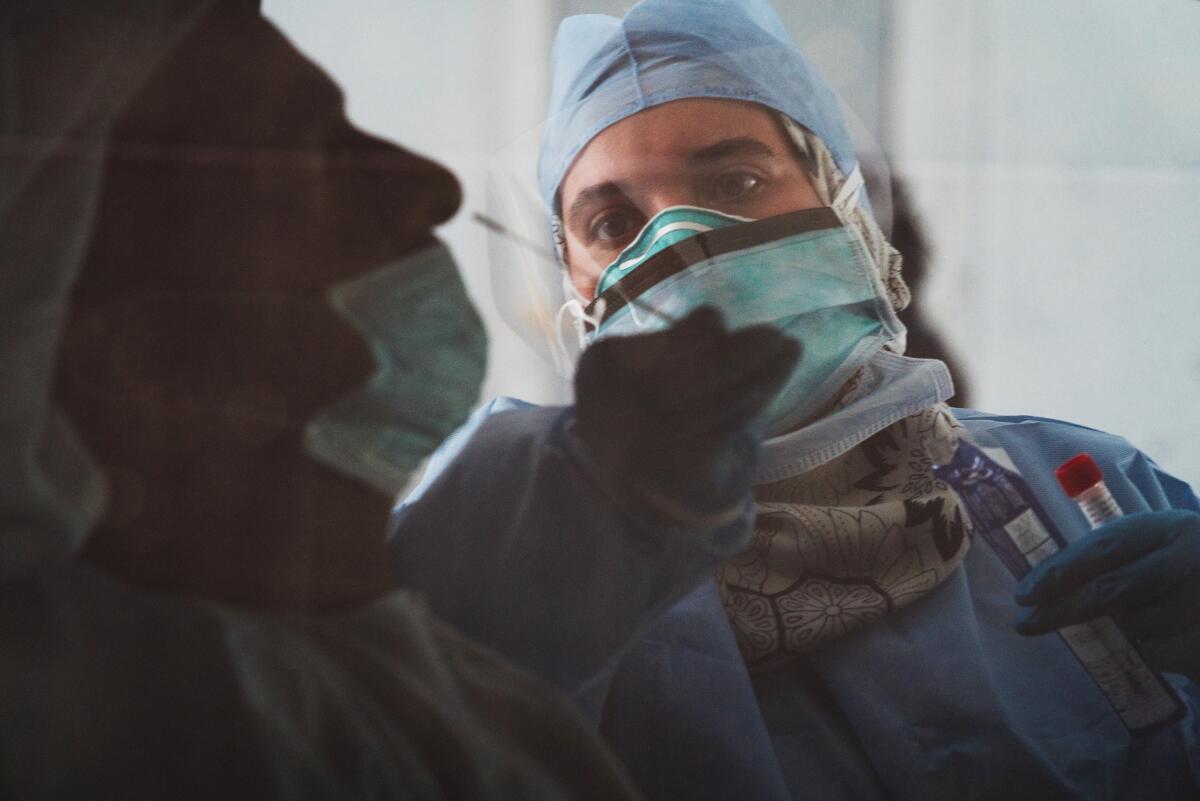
xmin=323 ymin=124 xmax=463 ymax=251
xmin=638 ymin=187 xmax=699 ymax=223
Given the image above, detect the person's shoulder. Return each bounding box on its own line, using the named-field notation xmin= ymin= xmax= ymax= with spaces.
xmin=429 ymin=395 xmax=560 ymax=461
xmin=950 ymin=408 xmax=1132 ymax=449
xmin=953 ymin=407 xmax=1109 ymax=432
xmin=949 ymin=406 xmax=1145 ymax=476
xmin=393 ymin=397 xmax=570 ymax=517
xmin=461 ymin=397 xmax=574 ymax=455
xmin=950 ymin=408 xmax=1199 ymax=511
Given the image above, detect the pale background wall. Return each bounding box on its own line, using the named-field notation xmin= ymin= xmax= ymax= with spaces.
xmin=889 ymin=1 xmax=1200 ymax=487
xmin=263 ymin=0 xmax=1200 ymax=488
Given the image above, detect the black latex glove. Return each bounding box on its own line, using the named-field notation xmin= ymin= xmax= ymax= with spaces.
xmin=573 ymin=306 xmax=800 ymax=526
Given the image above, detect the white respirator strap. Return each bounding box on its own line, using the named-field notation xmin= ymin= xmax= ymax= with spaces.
xmin=833 ymin=164 xmax=865 ymax=216
xmin=553 ymin=272 xmax=606 ymax=377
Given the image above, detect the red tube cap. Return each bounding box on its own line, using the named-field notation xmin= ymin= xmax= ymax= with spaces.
xmin=1056 ymin=453 xmax=1104 ymax=498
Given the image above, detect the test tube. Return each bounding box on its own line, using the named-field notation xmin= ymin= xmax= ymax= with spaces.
xmin=1052 ymin=451 xmax=1185 ymax=731
xmin=1056 ymin=453 xmax=1123 ymax=527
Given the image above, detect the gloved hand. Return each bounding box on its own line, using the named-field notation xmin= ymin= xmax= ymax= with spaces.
xmin=573 ymin=306 xmax=799 ymax=527
xmin=1013 ymin=510 xmax=1200 ymax=643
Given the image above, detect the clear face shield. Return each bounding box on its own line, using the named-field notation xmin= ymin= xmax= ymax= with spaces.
xmin=480 ymin=90 xmax=895 ymax=391
xmin=480 ymin=126 xmax=578 ymax=381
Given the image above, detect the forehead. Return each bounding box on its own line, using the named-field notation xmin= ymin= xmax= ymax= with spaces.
xmin=560 ymin=98 xmax=790 ymax=205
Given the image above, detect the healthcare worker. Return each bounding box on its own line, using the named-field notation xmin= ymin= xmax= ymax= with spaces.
xmin=389 ymin=1 xmax=1200 ymax=799
xmin=0 ymin=2 xmax=641 ymax=798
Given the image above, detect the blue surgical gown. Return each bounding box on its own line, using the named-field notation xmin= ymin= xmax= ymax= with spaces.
xmin=389 ymin=400 xmax=1200 ymax=801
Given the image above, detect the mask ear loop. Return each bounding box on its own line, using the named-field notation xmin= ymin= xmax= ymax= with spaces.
xmin=553 ymin=272 xmax=588 ymax=377
xmin=553 ymin=272 xmax=607 ymax=378
xmin=832 ymin=164 xmax=865 ymax=220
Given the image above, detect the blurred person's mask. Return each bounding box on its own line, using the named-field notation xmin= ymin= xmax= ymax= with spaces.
xmin=578 ymin=199 xmax=903 ymax=437
xmin=62 ymin=243 xmax=485 ymax=499
xmin=305 ymin=243 xmax=486 ymax=496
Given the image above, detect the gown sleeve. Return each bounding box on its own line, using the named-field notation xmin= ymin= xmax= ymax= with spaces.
xmin=388 ymin=397 xmax=756 ymax=700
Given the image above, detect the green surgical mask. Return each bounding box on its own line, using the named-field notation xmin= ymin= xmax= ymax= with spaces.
xmin=583 ymin=205 xmax=903 ymax=436
xmin=305 ymin=243 xmax=487 ymax=496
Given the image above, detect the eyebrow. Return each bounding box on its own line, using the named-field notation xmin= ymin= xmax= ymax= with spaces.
xmin=564 ymin=182 xmax=630 ymax=234
xmin=686 ymin=136 xmax=777 ymax=165
xmin=563 ymin=137 xmax=779 ymax=230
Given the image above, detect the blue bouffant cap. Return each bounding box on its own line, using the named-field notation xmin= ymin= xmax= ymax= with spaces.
xmin=538 ymin=0 xmax=858 ymax=212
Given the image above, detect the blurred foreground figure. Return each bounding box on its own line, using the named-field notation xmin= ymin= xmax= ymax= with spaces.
xmin=887 ymin=177 xmax=972 ymax=406
xmin=389 ymin=1 xmax=1200 ymax=799
xmin=0 ymin=2 xmax=638 ymax=798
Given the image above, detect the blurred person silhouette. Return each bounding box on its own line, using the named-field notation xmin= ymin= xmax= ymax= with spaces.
xmin=0 ymin=2 xmax=640 ymax=798
xmin=887 ymin=176 xmax=972 ymax=406
xmin=387 ymin=1 xmax=1200 ymax=799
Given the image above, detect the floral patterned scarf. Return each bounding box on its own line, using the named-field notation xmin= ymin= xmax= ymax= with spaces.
xmin=719 ymin=404 xmax=972 ymax=665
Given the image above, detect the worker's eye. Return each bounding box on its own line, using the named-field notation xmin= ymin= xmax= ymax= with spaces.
xmin=589 ymin=211 xmax=641 ymax=246
xmin=707 ymin=171 xmax=764 ymax=204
